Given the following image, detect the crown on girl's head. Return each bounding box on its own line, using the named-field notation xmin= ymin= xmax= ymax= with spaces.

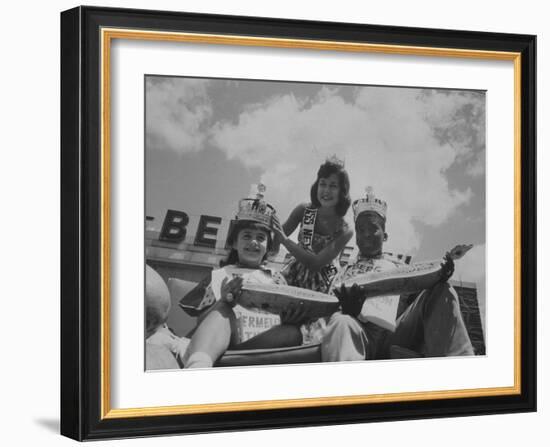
xmin=352 ymin=186 xmax=387 ymax=221
xmin=236 ymin=183 xmax=276 ymax=227
xmin=326 ymin=154 xmax=345 ymax=167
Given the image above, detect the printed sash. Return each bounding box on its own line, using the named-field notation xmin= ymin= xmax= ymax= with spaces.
xmin=300 ymin=207 xmax=317 ymax=250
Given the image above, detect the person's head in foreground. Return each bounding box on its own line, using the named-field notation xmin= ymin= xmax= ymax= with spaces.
xmin=145 ymin=264 xmax=171 ymax=339
xmin=352 ymin=186 xmax=388 ymax=258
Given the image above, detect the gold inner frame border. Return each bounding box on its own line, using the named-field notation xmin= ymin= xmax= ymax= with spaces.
xmin=100 ymin=27 xmax=522 ymax=419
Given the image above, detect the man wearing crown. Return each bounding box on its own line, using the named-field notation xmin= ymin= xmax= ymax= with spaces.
xmin=321 ymin=187 xmax=474 ymax=361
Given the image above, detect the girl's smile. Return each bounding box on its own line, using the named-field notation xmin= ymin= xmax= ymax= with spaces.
xmin=233 ymin=228 xmax=269 ymax=267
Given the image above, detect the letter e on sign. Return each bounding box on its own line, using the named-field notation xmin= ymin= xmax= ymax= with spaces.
xmin=195 ymin=215 xmax=221 ymax=248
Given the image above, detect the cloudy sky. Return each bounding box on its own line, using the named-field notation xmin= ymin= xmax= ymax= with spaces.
xmin=145 ymin=75 xmax=486 ymax=316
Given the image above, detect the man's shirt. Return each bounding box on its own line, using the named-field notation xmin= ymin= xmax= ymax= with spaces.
xmin=330 ymin=253 xmax=405 ymax=331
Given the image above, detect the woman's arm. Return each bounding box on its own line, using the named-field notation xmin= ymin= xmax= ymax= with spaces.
xmin=281 ymin=203 xmax=306 ymax=236
xmin=273 ymin=216 xmax=354 ymax=272
xmin=270 ymin=203 xmax=306 ymax=254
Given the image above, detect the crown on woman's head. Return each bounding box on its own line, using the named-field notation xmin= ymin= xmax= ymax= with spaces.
xmin=236 ymin=183 xmax=276 ymax=227
xmin=352 ymin=186 xmax=387 ymax=221
xmin=326 ymin=154 xmax=345 ymax=168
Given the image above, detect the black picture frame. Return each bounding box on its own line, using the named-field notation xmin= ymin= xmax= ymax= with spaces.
xmin=61 ymin=5 xmax=536 ymax=441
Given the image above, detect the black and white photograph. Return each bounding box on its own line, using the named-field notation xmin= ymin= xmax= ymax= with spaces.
xmin=144 ymin=75 xmax=486 ymax=370
xmin=54 ymin=3 xmax=537 ymax=442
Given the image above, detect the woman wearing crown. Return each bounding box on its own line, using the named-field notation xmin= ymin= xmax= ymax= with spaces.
xmin=271 ymin=157 xmax=354 ymax=342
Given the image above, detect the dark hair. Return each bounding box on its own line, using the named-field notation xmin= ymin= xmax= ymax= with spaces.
xmin=310 ymin=160 xmax=351 ymax=216
xmin=221 ymin=220 xmax=273 ymax=267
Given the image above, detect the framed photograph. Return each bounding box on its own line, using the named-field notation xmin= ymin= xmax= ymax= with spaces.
xmin=60 ymin=5 xmax=536 ymax=441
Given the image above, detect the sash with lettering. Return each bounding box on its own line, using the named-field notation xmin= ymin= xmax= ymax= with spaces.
xmin=301 ymin=207 xmax=339 ymax=281
xmin=300 ymin=207 xmax=317 ymax=250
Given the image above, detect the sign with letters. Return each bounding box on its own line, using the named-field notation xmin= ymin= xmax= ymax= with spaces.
xmin=154 ymin=209 xmax=355 ymax=264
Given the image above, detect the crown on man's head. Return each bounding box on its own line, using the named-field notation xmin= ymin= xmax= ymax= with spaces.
xmin=352 ymin=186 xmax=387 ymax=221
xmin=235 ymin=183 xmax=276 ymax=227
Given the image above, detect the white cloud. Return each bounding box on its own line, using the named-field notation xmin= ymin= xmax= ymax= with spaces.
xmin=145 ymin=77 xmax=212 ymax=153
xmin=211 ymin=87 xmax=476 ymax=252
xmin=422 ymin=90 xmax=485 ymax=175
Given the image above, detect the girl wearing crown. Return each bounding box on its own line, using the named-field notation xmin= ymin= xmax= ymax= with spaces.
xmin=272 ymin=158 xmax=354 ymax=293
xmin=182 ymin=187 xmax=304 ymax=368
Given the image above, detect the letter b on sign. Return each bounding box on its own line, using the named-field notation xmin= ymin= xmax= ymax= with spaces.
xmin=159 ymin=210 xmax=189 ymax=242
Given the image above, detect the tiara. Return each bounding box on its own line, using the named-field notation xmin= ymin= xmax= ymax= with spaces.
xmin=326 ymin=154 xmax=345 ymax=168
xmin=235 ymin=183 xmax=276 ymax=227
xmin=352 ymin=186 xmax=387 ymax=221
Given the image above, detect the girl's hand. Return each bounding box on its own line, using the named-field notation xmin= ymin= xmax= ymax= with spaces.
xmin=280 ymin=303 xmax=308 ymax=325
xmin=220 ymin=276 xmax=243 ymax=307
